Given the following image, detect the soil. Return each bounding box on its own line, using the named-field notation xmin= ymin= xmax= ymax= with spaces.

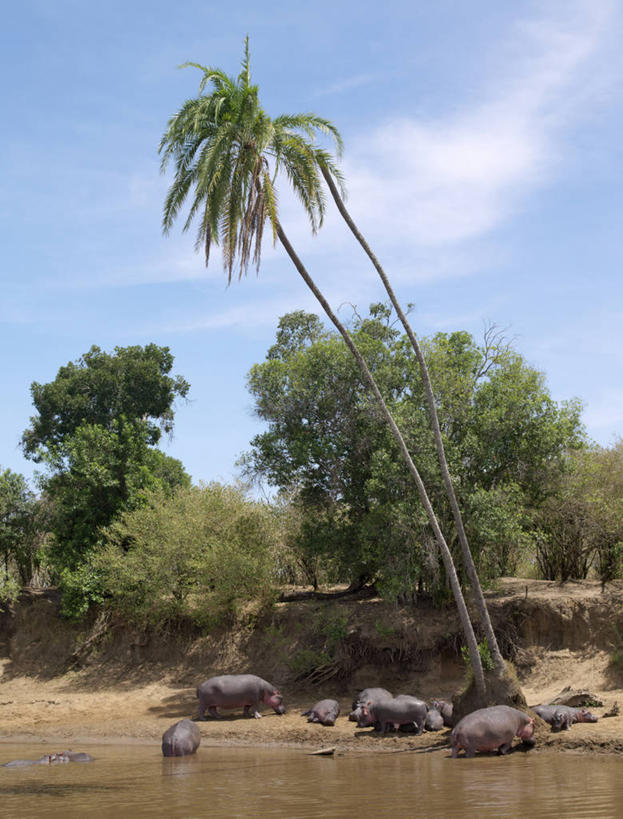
xmin=0 ymin=578 xmax=622 ymax=756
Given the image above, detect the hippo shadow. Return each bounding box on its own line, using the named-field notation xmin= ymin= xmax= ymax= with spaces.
xmin=147 ymin=691 xmax=196 ymax=719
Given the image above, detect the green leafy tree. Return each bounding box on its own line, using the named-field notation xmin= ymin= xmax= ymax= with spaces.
xmin=160 ymin=39 xmax=488 ymax=694
xmin=21 ymin=345 xmax=190 ymax=586
xmin=0 ymin=468 xmax=44 ymax=598
xmin=245 ymin=308 xmax=585 ymax=597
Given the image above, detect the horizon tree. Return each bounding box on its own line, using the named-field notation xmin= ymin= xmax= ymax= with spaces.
xmin=159 ymin=38 xmax=489 ymax=695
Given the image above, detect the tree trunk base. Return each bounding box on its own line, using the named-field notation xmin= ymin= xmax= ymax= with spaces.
xmin=452 ymin=661 xmax=527 ymax=725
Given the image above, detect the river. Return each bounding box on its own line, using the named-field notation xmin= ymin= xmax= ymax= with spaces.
xmin=0 ymin=743 xmax=621 ymax=818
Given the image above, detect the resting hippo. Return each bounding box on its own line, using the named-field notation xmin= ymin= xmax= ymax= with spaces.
xmin=358 ymin=695 xmax=427 ymax=735
xmin=162 ymin=718 xmax=201 ymax=756
xmin=451 ymin=705 xmax=535 ymax=757
xmin=349 ymin=687 xmax=393 ymax=723
xmin=431 ymin=699 xmax=454 ymax=727
xmin=196 ymin=674 xmax=285 ymax=720
xmin=532 ymin=704 xmax=598 ymax=731
xmin=302 ymin=699 xmax=340 ymax=726
xmin=2 ymin=751 xmax=94 ymax=767
xmin=425 ymin=707 xmax=444 ymax=732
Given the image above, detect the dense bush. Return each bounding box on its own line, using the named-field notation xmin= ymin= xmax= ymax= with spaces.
xmin=92 ymin=483 xmax=279 ymax=626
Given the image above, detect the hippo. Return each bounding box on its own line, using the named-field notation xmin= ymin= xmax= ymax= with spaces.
xmin=451 ymin=705 xmax=535 ymax=758
xmin=196 ymin=674 xmax=286 ymax=720
xmin=302 ymin=699 xmax=341 ymax=726
xmin=162 ymin=718 xmax=201 ymax=756
xmin=424 ymin=707 xmax=444 ymax=732
xmin=358 ymin=695 xmax=427 ymax=735
xmin=349 ymin=687 xmax=393 ymax=723
xmin=532 ymin=704 xmax=598 ymax=731
xmin=431 ymin=699 xmax=454 ymax=727
xmin=2 ymin=751 xmax=94 ymax=767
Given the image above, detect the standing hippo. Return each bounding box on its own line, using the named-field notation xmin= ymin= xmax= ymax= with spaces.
xmin=162 ymin=718 xmax=201 ymax=756
xmin=196 ymin=674 xmax=286 ymax=720
xmin=349 ymin=687 xmax=393 ymax=722
xmin=301 ymin=699 xmax=341 ymax=726
xmin=431 ymin=699 xmax=454 ymax=727
xmin=532 ymin=704 xmax=598 ymax=731
xmin=451 ymin=705 xmax=535 ymax=757
xmin=424 ymin=707 xmax=444 ymax=732
xmin=358 ymin=695 xmax=427 ymax=735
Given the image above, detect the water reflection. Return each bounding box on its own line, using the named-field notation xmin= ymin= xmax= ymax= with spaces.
xmin=0 ymin=743 xmax=620 ymax=818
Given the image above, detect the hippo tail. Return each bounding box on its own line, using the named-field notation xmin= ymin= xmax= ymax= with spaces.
xmin=301 ymin=709 xmax=312 ymax=717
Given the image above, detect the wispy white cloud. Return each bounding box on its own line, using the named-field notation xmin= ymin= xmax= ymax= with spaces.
xmin=314 ymin=72 xmax=381 ymax=97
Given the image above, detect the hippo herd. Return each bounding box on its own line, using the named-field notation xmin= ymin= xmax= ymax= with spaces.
xmin=1 ymin=673 xmax=601 ymax=767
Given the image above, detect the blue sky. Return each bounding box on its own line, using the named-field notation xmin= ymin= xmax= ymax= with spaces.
xmin=2 ymin=0 xmax=622 ymax=489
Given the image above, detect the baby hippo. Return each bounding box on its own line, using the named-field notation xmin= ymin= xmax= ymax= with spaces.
xmin=301 ymin=699 xmax=341 ymax=726
xmin=358 ymin=695 xmax=427 ymax=735
xmin=424 ymin=707 xmax=444 ymax=732
xmin=349 ymin=688 xmax=392 ymax=723
xmin=451 ymin=705 xmax=535 ymax=758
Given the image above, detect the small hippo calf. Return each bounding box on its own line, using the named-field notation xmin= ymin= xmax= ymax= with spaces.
xmin=532 ymin=704 xmax=598 ymax=731
xmin=358 ymin=695 xmax=427 ymax=735
xmin=349 ymin=688 xmax=392 ymax=723
xmin=431 ymin=699 xmax=454 ymax=727
xmin=451 ymin=705 xmax=535 ymax=758
xmin=197 ymin=674 xmax=286 ymax=720
xmin=302 ymin=699 xmax=340 ymax=726
xmin=425 ymin=707 xmax=444 ymax=732
xmin=162 ymin=719 xmax=201 ymax=756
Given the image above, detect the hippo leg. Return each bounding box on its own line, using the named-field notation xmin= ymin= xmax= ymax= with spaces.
xmin=465 ymin=746 xmax=476 ymax=758
xmin=208 ymin=706 xmax=222 ymax=719
xmin=497 ymin=742 xmax=512 ymax=755
xmin=451 ymin=746 xmax=460 ymax=758
xmin=414 ymin=720 xmax=424 ymax=736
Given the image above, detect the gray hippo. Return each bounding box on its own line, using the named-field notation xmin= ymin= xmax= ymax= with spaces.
xmin=451 ymin=705 xmax=535 ymax=757
xmin=196 ymin=674 xmax=286 ymax=720
xmin=431 ymin=698 xmax=454 ymax=727
xmin=425 ymin=707 xmax=444 ymax=732
xmin=358 ymin=695 xmax=427 ymax=735
xmin=2 ymin=751 xmax=94 ymax=767
xmin=532 ymin=704 xmax=598 ymax=731
xmin=349 ymin=687 xmax=393 ymax=723
xmin=302 ymin=699 xmax=340 ymax=726
xmin=162 ymin=718 xmax=201 ymax=756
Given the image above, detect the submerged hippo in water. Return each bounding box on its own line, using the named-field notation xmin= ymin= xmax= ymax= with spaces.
xmin=451 ymin=705 xmax=535 ymax=758
xmin=302 ymin=699 xmax=341 ymax=726
xmin=162 ymin=718 xmax=201 ymax=756
xmin=358 ymin=695 xmax=427 ymax=735
xmin=532 ymin=704 xmax=598 ymax=731
xmin=196 ymin=674 xmax=286 ymax=720
xmin=349 ymin=688 xmax=393 ymax=724
xmin=3 ymin=751 xmax=94 ymax=767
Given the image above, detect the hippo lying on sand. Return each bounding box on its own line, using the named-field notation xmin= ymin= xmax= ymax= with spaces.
xmin=451 ymin=705 xmax=534 ymax=758
xmin=197 ymin=674 xmax=286 ymax=720
xmin=532 ymin=704 xmax=598 ymax=731
xmin=358 ymin=695 xmax=427 ymax=735
xmin=162 ymin=718 xmax=201 ymax=756
xmin=302 ymin=699 xmax=340 ymax=726
xmin=3 ymin=751 xmax=94 ymax=767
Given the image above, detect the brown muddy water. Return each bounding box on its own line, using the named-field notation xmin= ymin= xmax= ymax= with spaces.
xmin=0 ymin=743 xmax=621 ymax=818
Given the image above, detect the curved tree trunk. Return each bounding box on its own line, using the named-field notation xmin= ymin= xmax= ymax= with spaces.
xmin=275 ymin=221 xmax=486 ymax=697
xmin=321 ymin=165 xmax=505 ymax=674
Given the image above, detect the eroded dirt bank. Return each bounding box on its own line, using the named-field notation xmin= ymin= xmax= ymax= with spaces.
xmin=0 ymin=579 xmax=622 ymax=755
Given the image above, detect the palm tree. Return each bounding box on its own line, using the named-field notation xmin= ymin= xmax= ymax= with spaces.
xmin=319 ymin=167 xmax=506 ymax=675
xmin=159 ymin=39 xmax=487 ymax=696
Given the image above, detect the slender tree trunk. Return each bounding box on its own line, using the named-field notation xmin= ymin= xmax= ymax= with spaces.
xmin=275 ymin=221 xmax=486 ymax=696
xmin=321 ymin=166 xmax=505 ymax=674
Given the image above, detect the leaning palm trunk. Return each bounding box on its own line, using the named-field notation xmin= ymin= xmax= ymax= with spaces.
xmin=321 ymin=165 xmax=505 ymax=675
xmin=275 ymin=221 xmax=487 ymax=697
